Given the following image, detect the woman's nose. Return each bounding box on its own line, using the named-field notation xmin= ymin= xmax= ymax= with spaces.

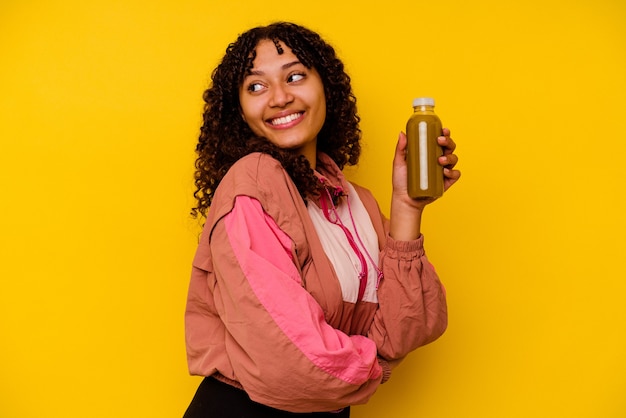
xmin=269 ymin=85 xmax=294 ymax=108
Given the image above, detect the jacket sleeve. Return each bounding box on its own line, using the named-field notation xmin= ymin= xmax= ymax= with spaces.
xmin=209 ymin=195 xmax=382 ymax=412
xmin=367 ymin=234 xmax=448 ymax=360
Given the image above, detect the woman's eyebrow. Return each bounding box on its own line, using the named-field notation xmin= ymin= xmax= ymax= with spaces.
xmin=282 ymin=60 xmax=302 ymax=70
xmin=246 ymin=61 xmax=303 ymax=76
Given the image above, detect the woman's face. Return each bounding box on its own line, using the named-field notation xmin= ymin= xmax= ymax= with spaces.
xmin=239 ymin=39 xmax=326 ymax=165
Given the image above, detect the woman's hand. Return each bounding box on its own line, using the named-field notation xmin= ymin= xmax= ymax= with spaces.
xmin=392 ymin=128 xmax=460 ymax=208
xmin=389 ymin=128 xmax=461 ymax=240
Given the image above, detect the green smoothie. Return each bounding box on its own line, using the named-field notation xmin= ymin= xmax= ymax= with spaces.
xmin=406 ymin=97 xmax=443 ymax=198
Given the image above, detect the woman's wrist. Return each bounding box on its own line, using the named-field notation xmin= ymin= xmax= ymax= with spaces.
xmin=389 ymin=197 xmax=424 ymax=241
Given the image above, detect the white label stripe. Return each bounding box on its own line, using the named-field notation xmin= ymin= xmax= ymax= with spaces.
xmin=418 ymin=121 xmax=428 ymax=190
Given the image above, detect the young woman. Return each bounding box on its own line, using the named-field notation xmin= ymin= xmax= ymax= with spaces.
xmin=184 ymin=22 xmax=460 ymax=418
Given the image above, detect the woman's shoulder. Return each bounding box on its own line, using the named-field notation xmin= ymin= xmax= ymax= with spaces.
xmin=206 ymin=152 xmax=302 ymax=231
xmin=214 ymin=153 xmax=292 ymax=203
xmin=227 ymin=152 xmax=285 ymax=178
xmin=222 ymin=152 xmax=286 ymax=186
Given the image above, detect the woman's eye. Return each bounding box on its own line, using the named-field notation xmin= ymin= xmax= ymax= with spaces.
xmin=288 ymin=73 xmax=305 ymax=83
xmin=247 ymin=83 xmax=264 ymax=93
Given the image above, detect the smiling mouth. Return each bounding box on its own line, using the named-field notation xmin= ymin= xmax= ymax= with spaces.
xmin=269 ymin=112 xmax=303 ymax=126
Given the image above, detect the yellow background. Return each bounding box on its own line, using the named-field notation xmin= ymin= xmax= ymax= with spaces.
xmin=1 ymin=0 xmax=625 ymax=417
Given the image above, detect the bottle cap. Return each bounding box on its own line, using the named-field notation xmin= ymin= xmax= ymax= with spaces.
xmin=412 ymin=97 xmax=435 ymax=107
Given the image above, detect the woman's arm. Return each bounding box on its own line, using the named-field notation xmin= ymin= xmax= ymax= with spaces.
xmin=368 ymin=129 xmax=459 ymax=359
xmin=389 ymin=128 xmax=461 ymax=240
xmin=368 ymin=235 xmax=448 ymax=360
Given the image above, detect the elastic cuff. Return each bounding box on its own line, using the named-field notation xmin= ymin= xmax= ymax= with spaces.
xmin=377 ymin=357 xmax=392 ymax=384
xmin=384 ymin=234 xmax=425 ymax=255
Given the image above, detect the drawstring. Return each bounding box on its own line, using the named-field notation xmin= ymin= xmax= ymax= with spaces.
xmin=344 ymin=194 xmax=384 ymax=290
xmin=319 ymin=184 xmax=384 ymax=302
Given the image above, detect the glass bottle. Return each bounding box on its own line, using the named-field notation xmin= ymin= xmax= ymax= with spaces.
xmin=406 ymin=97 xmax=443 ymax=198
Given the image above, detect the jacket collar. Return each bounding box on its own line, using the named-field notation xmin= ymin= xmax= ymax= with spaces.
xmin=313 ymin=152 xmax=349 ymax=200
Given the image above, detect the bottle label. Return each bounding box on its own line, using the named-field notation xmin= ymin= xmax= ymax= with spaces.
xmin=419 ymin=121 xmax=429 ymax=190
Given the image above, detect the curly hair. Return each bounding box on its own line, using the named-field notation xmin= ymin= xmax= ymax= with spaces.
xmin=192 ymin=22 xmax=361 ymax=218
